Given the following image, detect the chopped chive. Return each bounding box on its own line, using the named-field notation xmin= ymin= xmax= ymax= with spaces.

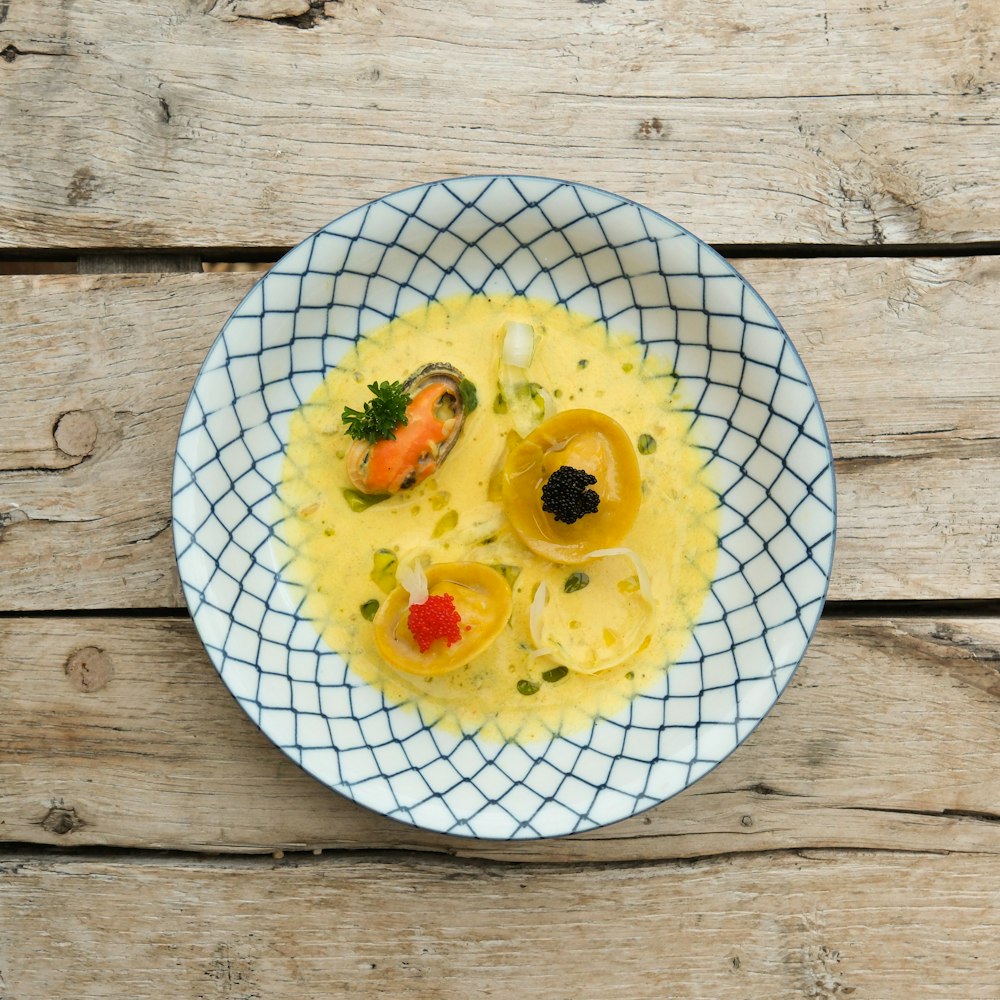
xmin=370 ymin=549 xmax=398 ymax=593
xmin=433 ymin=509 xmax=459 ymax=537
xmin=491 ymin=564 xmax=522 ymax=587
xmin=542 ymin=665 xmax=569 ymax=683
xmin=524 ymin=382 xmax=546 ymax=417
xmin=637 ymin=434 xmax=657 ymax=455
xmin=563 ymin=571 xmax=590 ymax=593
xmin=343 ymin=488 xmax=390 ymax=512
xmin=360 ymin=599 xmax=379 ymax=621
xmin=429 ymin=491 xmax=450 ymax=511
xmin=516 ymin=679 xmax=540 ymax=696
xmin=458 ymin=378 xmax=479 ymax=413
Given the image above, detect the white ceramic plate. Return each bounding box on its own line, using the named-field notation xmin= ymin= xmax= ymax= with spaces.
xmin=172 ymin=176 xmax=836 ymax=839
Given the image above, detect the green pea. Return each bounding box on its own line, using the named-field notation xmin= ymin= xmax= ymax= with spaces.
xmin=360 ymin=599 xmax=379 ymax=621
xmin=542 ymin=665 xmax=569 ymax=684
xmin=637 ymin=434 xmax=657 ymax=456
xmin=563 ymin=571 xmax=590 ymax=593
xmin=517 ymin=679 xmax=540 ymax=696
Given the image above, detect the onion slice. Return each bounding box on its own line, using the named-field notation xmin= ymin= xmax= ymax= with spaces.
xmin=582 ymin=547 xmax=653 ymax=603
xmin=397 ymin=560 xmax=429 ymax=607
xmin=527 ymin=549 xmax=655 ymax=675
xmin=499 ymin=321 xmax=552 ymax=436
xmin=528 ymin=580 xmax=547 ymax=647
xmin=501 ymin=321 xmax=535 ymax=368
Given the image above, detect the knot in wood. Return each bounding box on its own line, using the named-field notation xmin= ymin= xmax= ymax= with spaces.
xmin=41 ymin=804 xmax=84 ymax=835
xmin=53 ymin=410 xmax=99 ymax=458
xmin=65 ymin=646 xmax=113 ymax=693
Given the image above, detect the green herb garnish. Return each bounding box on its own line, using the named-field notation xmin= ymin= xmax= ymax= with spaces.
xmin=458 ymin=378 xmax=479 ymax=413
xmin=638 ymin=433 xmax=657 ymax=455
xmin=341 ymin=380 xmax=410 ymax=443
xmin=517 ymin=679 xmax=540 ymax=696
xmin=542 ymin=665 xmax=569 ymax=683
xmin=370 ymin=548 xmax=398 ymax=594
xmin=360 ymin=599 xmax=380 ymax=621
xmin=563 ymin=571 xmax=590 ymax=594
xmin=343 ymin=488 xmax=390 ymax=513
xmin=433 ymin=510 xmax=459 ymax=538
xmin=491 ymin=564 xmax=522 ymax=588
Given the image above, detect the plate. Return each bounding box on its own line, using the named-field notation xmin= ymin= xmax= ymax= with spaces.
xmin=172 ymin=175 xmax=836 ymax=839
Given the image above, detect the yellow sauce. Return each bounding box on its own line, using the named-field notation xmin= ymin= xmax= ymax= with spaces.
xmin=279 ymin=294 xmax=719 ymax=744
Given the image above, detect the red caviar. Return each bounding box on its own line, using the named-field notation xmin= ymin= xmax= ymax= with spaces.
xmin=407 ymin=593 xmax=463 ymax=652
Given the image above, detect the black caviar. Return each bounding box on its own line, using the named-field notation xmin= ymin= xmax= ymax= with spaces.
xmin=540 ymin=465 xmax=600 ymax=525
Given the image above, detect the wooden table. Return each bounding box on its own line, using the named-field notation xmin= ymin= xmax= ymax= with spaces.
xmin=2 ymin=1 xmax=999 ymax=996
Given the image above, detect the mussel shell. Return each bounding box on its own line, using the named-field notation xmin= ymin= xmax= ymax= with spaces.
xmin=346 ymin=362 xmax=468 ymax=494
xmin=403 ymin=361 xmax=466 ymax=396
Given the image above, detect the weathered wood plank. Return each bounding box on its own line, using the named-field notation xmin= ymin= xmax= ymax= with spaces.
xmin=2 ymin=616 xmax=999 ymax=860
xmin=1 ymin=849 xmax=998 ymax=999
xmin=1 ymin=0 xmax=998 ymax=248
xmin=2 ymin=256 xmax=999 ymax=609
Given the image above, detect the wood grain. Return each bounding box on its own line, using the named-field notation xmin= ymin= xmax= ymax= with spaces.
xmin=2 ymin=616 xmax=999 ymax=860
xmin=1 ymin=849 xmax=998 ymax=999
xmin=2 ymin=256 xmax=999 ymax=609
xmin=1 ymin=0 xmax=998 ymax=249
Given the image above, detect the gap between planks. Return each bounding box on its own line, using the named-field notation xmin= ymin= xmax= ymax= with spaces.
xmin=4 ymin=241 xmax=1000 ymax=275
xmin=0 ymin=843 xmax=974 ymax=871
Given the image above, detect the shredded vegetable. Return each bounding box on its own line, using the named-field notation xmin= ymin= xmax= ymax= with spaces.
xmin=498 ymin=321 xmax=552 ymax=436
xmin=527 ymin=548 xmax=655 ymax=675
xmin=502 ymin=321 xmax=535 ymax=367
xmin=582 ymin=546 xmax=653 ymax=602
xmin=529 ymin=580 xmax=548 ymax=647
xmin=397 ymin=560 xmax=429 ymax=607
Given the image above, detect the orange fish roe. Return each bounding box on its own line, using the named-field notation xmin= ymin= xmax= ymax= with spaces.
xmin=407 ymin=593 xmax=463 ymax=652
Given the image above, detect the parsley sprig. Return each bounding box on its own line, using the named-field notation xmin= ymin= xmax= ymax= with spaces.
xmin=341 ymin=380 xmax=410 ymax=443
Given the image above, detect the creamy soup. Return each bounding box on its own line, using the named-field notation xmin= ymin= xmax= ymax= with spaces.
xmin=279 ymin=294 xmax=719 ymax=744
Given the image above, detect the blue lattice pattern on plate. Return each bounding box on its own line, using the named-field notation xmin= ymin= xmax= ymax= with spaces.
xmin=172 ymin=176 xmax=836 ymax=839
